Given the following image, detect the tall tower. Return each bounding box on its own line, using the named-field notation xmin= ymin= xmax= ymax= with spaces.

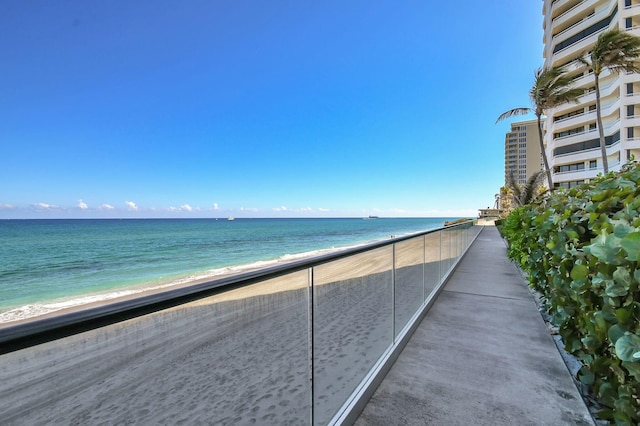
xmin=504 ymin=119 xmax=543 ymax=186
xmin=542 ymin=0 xmax=640 ymax=189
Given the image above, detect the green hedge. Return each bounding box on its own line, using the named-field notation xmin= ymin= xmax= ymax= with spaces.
xmin=502 ymin=161 xmax=640 ymax=425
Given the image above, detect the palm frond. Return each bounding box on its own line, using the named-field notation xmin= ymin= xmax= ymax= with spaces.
xmin=591 ymin=29 xmax=640 ymax=75
xmin=532 ymin=65 xmax=582 ymax=111
xmin=495 ymin=108 xmax=531 ymax=124
xmin=521 ymin=171 xmax=546 ymax=205
xmin=505 ymin=170 xmax=523 ymax=206
xmin=506 ymin=170 xmax=545 ymax=207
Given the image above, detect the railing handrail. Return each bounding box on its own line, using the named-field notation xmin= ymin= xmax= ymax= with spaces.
xmin=0 ymin=220 xmax=475 ymax=355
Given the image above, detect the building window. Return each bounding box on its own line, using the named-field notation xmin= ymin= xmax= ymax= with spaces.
xmin=554 ymin=126 xmax=584 ymax=139
xmin=553 ymin=131 xmax=621 ymax=156
xmin=589 ymin=160 xmax=597 ymax=169
xmin=554 ymin=162 xmax=585 ymax=173
xmin=628 ymin=105 xmax=635 ymax=117
xmin=554 ymin=180 xmax=585 ymax=189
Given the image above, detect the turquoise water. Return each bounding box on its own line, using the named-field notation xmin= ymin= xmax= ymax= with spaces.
xmin=0 ymin=218 xmax=454 ymax=322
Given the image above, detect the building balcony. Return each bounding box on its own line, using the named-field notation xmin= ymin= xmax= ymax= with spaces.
xmin=622 ymin=115 xmax=640 ymax=129
xmin=551 ymin=0 xmax=591 ymax=30
xmin=552 ymin=167 xmax=597 ymax=182
xmin=552 ymin=110 xmax=596 ymax=129
xmin=552 ymin=138 xmax=621 ymax=165
xmin=553 ymin=127 xmax=598 ymax=144
xmin=624 ymin=137 xmax=640 ymax=149
xmin=547 ymin=1 xmax=617 ymax=63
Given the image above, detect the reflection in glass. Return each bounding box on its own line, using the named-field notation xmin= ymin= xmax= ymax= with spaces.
xmin=394 ymin=237 xmax=425 ymax=337
xmin=0 ymin=271 xmax=311 ymax=425
xmin=424 ymin=231 xmax=442 ymax=299
xmin=312 ymin=247 xmax=393 ymax=425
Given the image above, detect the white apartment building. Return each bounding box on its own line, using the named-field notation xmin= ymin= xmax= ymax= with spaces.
xmin=542 ymin=0 xmax=640 ymax=189
xmin=504 ymin=119 xmax=543 ymax=185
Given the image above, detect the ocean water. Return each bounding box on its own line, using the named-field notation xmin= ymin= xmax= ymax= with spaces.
xmin=0 ymin=217 xmax=453 ymax=323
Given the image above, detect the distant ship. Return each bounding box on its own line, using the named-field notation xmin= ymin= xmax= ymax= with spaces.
xmin=227 ymin=216 xmax=235 ymax=221
xmin=364 ymin=215 xmax=379 ymax=219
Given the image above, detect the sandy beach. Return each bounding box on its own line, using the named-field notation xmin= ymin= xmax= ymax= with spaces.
xmin=0 ymin=232 xmax=460 ymax=425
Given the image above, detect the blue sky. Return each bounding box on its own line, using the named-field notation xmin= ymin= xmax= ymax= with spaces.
xmin=1 ymin=1 xmax=542 ymax=219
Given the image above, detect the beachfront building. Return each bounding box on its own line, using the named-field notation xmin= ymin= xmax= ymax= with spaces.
xmin=504 ymin=119 xmax=543 ymax=185
xmin=542 ymin=0 xmax=640 ymax=189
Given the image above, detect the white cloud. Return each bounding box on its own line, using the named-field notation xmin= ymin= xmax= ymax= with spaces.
xmin=33 ymin=202 xmax=55 ymax=209
xmin=125 ymin=201 xmax=139 ymax=211
xmin=78 ymin=200 xmax=88 ymax=210
xmin=318 ymin=208 xmax=330 ymax=212
xmin=0 ymin=203 xmax=15 ymax=209
xmin=272 ymin=206 xmax=288 ymax=212
xmin=213 ymin=203 xmax=219 ymax=210
xmin=100 ymin=204 xmax=115 ymax=210
xmin=180 ymin=204 xmax=193 ymax=212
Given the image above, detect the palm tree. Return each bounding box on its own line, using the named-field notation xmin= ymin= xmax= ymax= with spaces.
xmin=579 ymin=29 xmax=640 ymax=174
xmin=505 ymin=169 xmax=546 ymax=207
xmin=497 ymin=66 xmax=583 ymax=189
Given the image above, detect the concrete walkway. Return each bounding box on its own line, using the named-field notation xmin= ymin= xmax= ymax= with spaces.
xmin=355 ymin=226 xmax=595 ymax=426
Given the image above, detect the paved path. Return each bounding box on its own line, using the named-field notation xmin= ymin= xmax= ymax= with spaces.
xmin=355 ymin=226 xmax=595 ymax=426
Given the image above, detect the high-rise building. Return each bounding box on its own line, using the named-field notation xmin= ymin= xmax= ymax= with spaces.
xmin=504 ymin=119 xmax=543 ymax=185
xmin=542 ymin=0 xmax=640 ymax=189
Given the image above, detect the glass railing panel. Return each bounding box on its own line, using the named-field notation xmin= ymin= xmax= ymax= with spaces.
xmin=312 ymin=246 xmax=393 ymax=426
xmin=393 ymin=236 xmax=425 ymax=337
xmin=424 ymin=231 xmax=442 ymax=299
xmin=0 ymin=270 xmax=312 ymax=425
xmin=450 ymin=227 xmax=457 ymax=271
xmin=442 ymin=227 xmax=454 ymax=276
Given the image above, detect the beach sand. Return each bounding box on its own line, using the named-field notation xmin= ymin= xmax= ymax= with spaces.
xmin=0 ymin=233 xmax=458 ymax=425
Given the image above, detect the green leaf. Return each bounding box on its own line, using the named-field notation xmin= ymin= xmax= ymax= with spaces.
xmin=622 ymin=360 xmax=640 ymax=381
xmin=578 ymin=367 xmax=595 ymax=385
xmin=615 ymin=333 xmax=640 ymax=362
xmin=585 ymin=232 xmax=622 ymax=263
xmin=620 ymin=232 xmax=640 ymax=261
xmin=616 ymin=306 xmax=633 ymax=326
xmin=606 ymin=281 xmax=629 ymax=298
xmin=613 ymin=267 xmax=633 ymax=288
xmin=570 ymin=264 xmax=589 ymax=282
xmin=566 ymin=229 xmax=579 ymax=240
xmin=608 ymin=324 xmax=626 ymax=345
xmin=598 ymin=381 xmax=617 ymax=407
xmin=613 ymin=221 xmax=634 ymax=238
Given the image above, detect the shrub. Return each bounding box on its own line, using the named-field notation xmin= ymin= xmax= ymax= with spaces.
xmin=502 ymin=161 xmax=640 ymax=425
